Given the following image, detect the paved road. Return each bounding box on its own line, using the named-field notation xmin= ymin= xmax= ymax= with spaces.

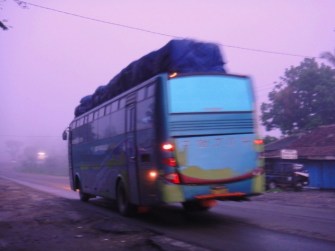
xmin=1 ymin=169 xmax=335 ymax=251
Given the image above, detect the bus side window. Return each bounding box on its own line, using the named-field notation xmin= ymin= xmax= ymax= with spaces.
xmin=137 ymin=88 xmax=145 ymax=101
xmin=147 ymin=84 xmax=155 ymax=98
xmin=119 ymin=98 xmax=126 ymax=109
xmin=88 ymin=112 xmax=94 ymax=122
xmin=78 ymin=118 xmax=84 ymax=127
xmin=111 ymin=101 xmax=118 ymax=112
xmin=99 ymin=107 xmax=105 ymax=117
xmin=93 ymin=111 xmax=99 ymax=120
xmin=105 ymin=104 xmax=112 ymax=115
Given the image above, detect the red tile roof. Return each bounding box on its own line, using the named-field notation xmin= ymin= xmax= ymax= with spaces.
xmin=264 ymin=124 xmax=335 ymax=160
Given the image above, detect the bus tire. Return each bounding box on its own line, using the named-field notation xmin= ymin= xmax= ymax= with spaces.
xmin=78 ymin=181 xmax=90 ymax=202
xmin=116 ymin=181 xmax=136 ymax=216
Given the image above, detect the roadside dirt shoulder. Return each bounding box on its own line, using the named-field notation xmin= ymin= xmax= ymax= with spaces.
xmin=0 ymin=177 xmax=182 ymax=251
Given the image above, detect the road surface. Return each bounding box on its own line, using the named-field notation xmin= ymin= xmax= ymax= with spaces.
xmin=1 ymin=169 xmax=335 ymax=251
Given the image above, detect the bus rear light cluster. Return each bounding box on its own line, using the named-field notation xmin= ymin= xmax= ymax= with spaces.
xmin=148 ymin=171 xmax=158 ymax=180
xmin=162 ymin=143 xmax=175 ymax=152
xmin=254 ymin=139 xmax=264 ymax=145
xmin=163 ymin=157 xmax=177 ymax=167
xmin=164 ymin=173 xmax=180 ymax=184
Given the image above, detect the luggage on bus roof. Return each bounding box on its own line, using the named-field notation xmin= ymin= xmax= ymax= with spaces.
xmin=75 ymin=39 xmax=226 ymax=117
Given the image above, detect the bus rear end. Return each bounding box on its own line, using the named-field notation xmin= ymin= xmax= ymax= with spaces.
xmin=158 ymin=74 xmax=264 ymax=210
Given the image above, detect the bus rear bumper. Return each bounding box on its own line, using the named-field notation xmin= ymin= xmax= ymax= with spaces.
xmin=195 ymin=192 xmax=246 ymax=201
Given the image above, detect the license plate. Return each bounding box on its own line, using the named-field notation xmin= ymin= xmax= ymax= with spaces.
xmin=211 ymin=187 xmax=228 ymax=194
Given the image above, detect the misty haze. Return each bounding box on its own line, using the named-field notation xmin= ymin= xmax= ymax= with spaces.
xmin=1 ymin=1 xmax=335 ymax=251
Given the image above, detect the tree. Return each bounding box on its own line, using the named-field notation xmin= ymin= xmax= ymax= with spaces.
xmin=261 ymin=58 xmax=335 ymax=135
xmin=0 ymin=20 xmax=8 ymax=30
xmin=0 ymin=0 xmax=28 ymax=31
xmin=320 ymin=49 xmax=335 ymax=67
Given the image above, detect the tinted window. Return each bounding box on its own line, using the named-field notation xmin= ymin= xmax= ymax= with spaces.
xmin=99 ymin=107 xmax=105 ymax=117
xmin=105 ymin=104 xmax=112 ymax=114
xmin=111 ymin=101 xmax=118 ymax=112
xmin=88 ymin=113 xmax=94 ymax=122
xmin=168 ymin=75 xmax=254 ymax=113
xmin=94 ymin=111 xmax=99 ymax=120
xmin=137 ymin=98 xmax=154 ymax=130
xmin=147 ymin=84 xmax=155 ymax=97
xmin=119 ymin=98 xmax=126 ymax=109
xmin=138 ymin=88 xmax=145 ymax=101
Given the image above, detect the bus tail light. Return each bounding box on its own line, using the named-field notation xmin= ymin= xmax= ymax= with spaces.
xmin=165 ymin=173 xmax=180 ymax=184
xmin=163 ymin=157 xmax=177 ymax=167
xmin=162 ymin=143 xmax=175 ymax=152
xmin=254 ymin=139 xmax=264 ymax=152
xmin=254 ymin=139 xmax=263 ymax=145
xmin=148 ymin=170 xmax=158 ymax=180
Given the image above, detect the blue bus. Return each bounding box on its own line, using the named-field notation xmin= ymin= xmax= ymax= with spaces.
xmin=63 ymin=72 xmax=264 ymax=215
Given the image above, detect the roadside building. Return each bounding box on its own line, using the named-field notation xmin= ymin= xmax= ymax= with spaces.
xmin=264 ymin=124 xmax=335 ymax=189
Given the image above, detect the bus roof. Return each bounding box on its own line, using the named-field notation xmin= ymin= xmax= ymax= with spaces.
xmin=74 ymin=39 xmax=226 ymax=117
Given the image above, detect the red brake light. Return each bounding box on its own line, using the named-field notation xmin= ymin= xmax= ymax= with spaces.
xmin=162 ymin=143 xmax=174 ymax=152
xmin=254 ymin=139 xmax=264 ymax=145
xmin=165 ymin=173 xmax=180 ymax=184
xmin=163 ymin=157 xmax=177 ymax=167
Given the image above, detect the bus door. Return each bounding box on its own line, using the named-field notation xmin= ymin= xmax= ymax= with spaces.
xmin=63 ymin=127 xmax=75 ymax=190
xmin=68 ymin=129 xmax=75 ymax=190
xmin=125 ymin=103 xmax=140 ymax=204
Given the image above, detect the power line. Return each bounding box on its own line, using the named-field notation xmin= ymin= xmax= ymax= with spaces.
xmin=25 ymin=1 xmax=183 ymax=39
xmin=24 ymin=1 xmax=321 ymax=59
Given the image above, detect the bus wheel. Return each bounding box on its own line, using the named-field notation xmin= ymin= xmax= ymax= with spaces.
xmin=78 ymin=181 xmax=90 ymax=202
xmin=116 ymin=181 xmax=136 ymax=216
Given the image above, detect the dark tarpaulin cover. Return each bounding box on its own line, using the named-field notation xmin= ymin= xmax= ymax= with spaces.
xmin=74 ymin=39 xmax=225 ymax=117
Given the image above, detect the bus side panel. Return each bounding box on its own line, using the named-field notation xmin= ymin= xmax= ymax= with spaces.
xmin=91 ymin=135 xmax=127 ymax=198
xmin=90 ymin=106 xmax=127 ymax=199
xmin=70 ymin=105 xmax=128 ymax=199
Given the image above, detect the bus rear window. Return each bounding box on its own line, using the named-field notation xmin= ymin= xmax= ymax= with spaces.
xmin=168 ymin=75 xmax=254 ymax=113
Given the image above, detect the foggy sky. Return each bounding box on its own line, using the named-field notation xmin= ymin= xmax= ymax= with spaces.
xmin=1 ymin=0 xmax=334 ymax=161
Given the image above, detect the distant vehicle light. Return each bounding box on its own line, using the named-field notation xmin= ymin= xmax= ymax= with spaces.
xmin=37 ymin=151 xmax=47 ymax=160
